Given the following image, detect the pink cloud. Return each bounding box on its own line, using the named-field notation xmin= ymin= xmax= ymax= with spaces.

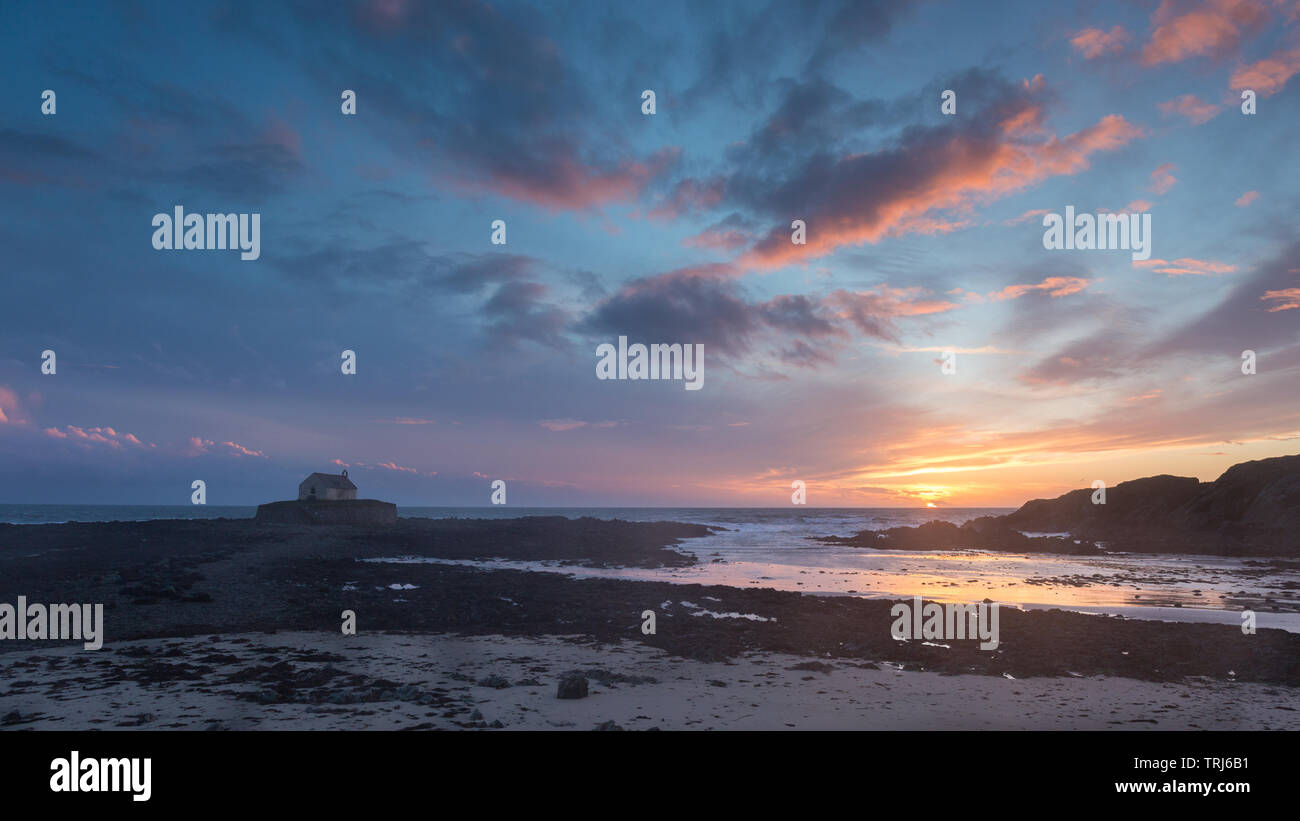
xmin=1140 ymin=0 xmax=1272 ymax=66
xmin=1157 ymin=94 xmax=1221 ymax=124
xmin=1230 ymin=47 xmax=1300 ymax=95
xmin=1149 ymin=163 xmax=1178 ymax=195
xmin=828 ymin=287 xmax=960 ymax=326
xmin=376 ymin=461 xmax=434 ymax=476
xmin=46 ymin=425 xmax=153 ymax=449
xmin=222 ymin=441 xmax=266 ymax=458
xmin=1134 ymin=257 xmax=1237 ymax=275
xmin=1235 ymin=190 xmax=1260 ymax=206
xmin=1070 ymin=26 xmax=1131 ymax=58
xmin=0 ymin=386 xmax=22 ymax=424
xmin=683 ymin=225 xmax=751 ymax=251
xmin=183 ymin=436 xmax=214 ymax=456
xmin=1261 ymin=287 xmax=1300 ymax=311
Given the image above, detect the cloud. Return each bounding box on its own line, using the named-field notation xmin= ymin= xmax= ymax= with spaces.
xmin=1070 ymin=26 xmax=1131 ymax=59
xmin=650 ymin=175 xmax=725 ymax=220
xmin=183 ymin=437 xmax=214 ymax=456
xmin=277 ymin=0 xmax=678 ymax=214
xmin=222 ymin=441 xmax=266 ymax=458
xmin=459 ymin=146 xmax=678 ymax=212
xmin=734 ymin=77 xmax=1143 ymax=268
xmin=578 ymin=265 xmax=952 ymax=365
xmin=1230 ymin=47 xmax=1300 ymax=95
xmin=683 ymin=213 xmax=754 ymax=251
xmin=1140 ymin=0 xmax=1272 ymax=66
xmin=1002 ymin=208 xmax=1050 ymax=225
xmin=0 ymin=386 xmax=24 ymax=425
xmin=481 ymin=281 xmax=571 ymax=350
xmin=1157 ymin=94 xmax=1221 ymax=124
xmin=1141 ymin=240 xmax=1300 ymax=356
xmin=44 ymin=425 xmax=153 ymax=449
xmin=1149 ymin=162 xmax=1178 ymax=195
xmin=1235 ymin=190 xmax=1260 ymax=206
xmin=1133 ymin=257 xmax=1236 ymax=276
xmin=578 ymin=266 xmax=758 ymax=356
xmin=1261 ymin=287 xmax=1300 ymax=311
xmin=987 ymin=276 xmax=1094 ymax=301
xmin=539 ymin=419 xmax=619 ymax=431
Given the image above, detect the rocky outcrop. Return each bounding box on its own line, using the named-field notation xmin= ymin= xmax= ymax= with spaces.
xmin=819 ymin=455 xmax=1300 ymax=556
xmin=999 ymin=454 xmax=1300 ymax=555
xmin=818 ymin=518 xmax=1100 ymax=554
xmin=254 ymin=499 xmax=397 ymax=526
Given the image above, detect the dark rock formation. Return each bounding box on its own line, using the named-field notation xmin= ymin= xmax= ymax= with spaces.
xmin=818 ymin=518 xmax=1100 ymax=554
xmin=999 ymin=454 xmax=1300 ymax=555
xmin=556 ymin=673 xmax=588 ymax=699
xmin=255 ymin=499 xmax=397 ymax=526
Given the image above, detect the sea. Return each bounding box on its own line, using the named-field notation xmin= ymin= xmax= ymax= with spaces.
xmin=4 ymin=504 xmax=1298 ymax=632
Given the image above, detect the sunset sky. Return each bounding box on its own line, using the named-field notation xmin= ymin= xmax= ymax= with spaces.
xmin=1 ymin=0 xmax=1298 ymax=506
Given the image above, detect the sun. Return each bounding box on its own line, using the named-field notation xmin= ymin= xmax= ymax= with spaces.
xmin=926 ymin=502 xmax=937 ymax=508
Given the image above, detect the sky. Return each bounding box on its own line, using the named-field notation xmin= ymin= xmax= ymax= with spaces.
xmin=0 ymin=0 xmax=1297 ymax=507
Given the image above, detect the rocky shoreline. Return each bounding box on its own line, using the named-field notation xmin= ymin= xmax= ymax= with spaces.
xmin=1 ymin=516 xmax=1297 ymax=689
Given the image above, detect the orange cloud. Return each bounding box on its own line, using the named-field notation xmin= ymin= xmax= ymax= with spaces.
xmin=829 ymin=286 xmax=959 ymax=323
xmin=989 ymin=276 xmax=1093 ymax=301
xmin=1261 ymin=287 xmax=1300 ymax=311
xmin=1141 ymin=0 xmax=1271 ymax=66
xmin=1134 ymin=257 xmax=1237 ymax=275
xmin=1070 ymin=25 xmax=1131 ymax=58
xmin=1230 ymin=47 xmax=1300 ymax=95
xmin=1157 ymin=94 xmax=1221 ymax=124
xmin=742 ymin=109 xmax=1144 ymax=268
xmin=1235 ymin=190 xmax=1259 ymax=206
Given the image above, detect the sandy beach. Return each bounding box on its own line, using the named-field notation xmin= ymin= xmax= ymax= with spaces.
xmin=5 ymin=630 xmax=1298 ymax=731
xmin=3 ymin=515 xmax=1299 ymax=731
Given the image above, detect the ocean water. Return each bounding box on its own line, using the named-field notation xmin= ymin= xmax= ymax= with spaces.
xmin=5 ymin=504 xmax=1298 ymax=631
xmin=0 ymin=504 xmax=993 ymax=527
